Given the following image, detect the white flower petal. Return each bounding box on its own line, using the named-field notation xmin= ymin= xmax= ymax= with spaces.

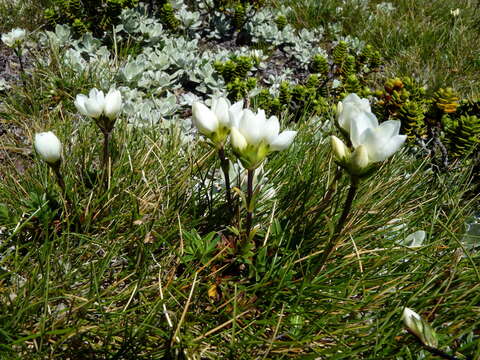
xmin=228 ymin=99 xmax=244 ymax=128
xmin=104 ymin=89 xmax=122 ymax=119
xmin=74 ymin=94 xmax=89 ymax=116
xmin=338 ymin=93 xmax=374 ymax=132
xmin=351 ymin=145 xmax=369 ymax=170
xmin=375 ymin=135 xmax=406 ymax=161
xmin=212 ymin=97 xmax=230 ymax=126
xmin=192 ymin=102 xmax=218 ymax=135
xmin=350 ymin=111 xmax=379 ymax=147
xmin=230 ymin=126 xmax=247 ymax=152
xmin=376 ymin=119 xmax=401 ymax=139
xmin=269 ymin=130 xmax=297 ymax=151
xmin=331 ymin=135 xmax=348 ymax=160
xmin=362 ymin=127 xmax=405 ymax=162
xmin=239 ymin=109 xmax=263 ymax=145
xmin=263 ymin=116 xmax=280 ymax=143
xmin=84 ymin=98 xmax=104 ymax=119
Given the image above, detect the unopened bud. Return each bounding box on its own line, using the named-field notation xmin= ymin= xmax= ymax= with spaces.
xmin=330 ymin=135 xmax=349 ymax=161
xmin=402 ymin=307 xmax=438 ymax=348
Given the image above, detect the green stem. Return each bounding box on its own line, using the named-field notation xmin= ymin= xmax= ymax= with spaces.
xmin=314 ymin=178 xmax=357 ymax=274
xmin=218 ymin=147 xmax=233 ymax=213
xmin=50 ymin=162 xmax=71 ymax=208
xmin=102 ymin=130 xmax=111 ymax=188
xmin=245 ymin=168 xmax=254 ymax=243
xmin=424 ymin=346 xmax=463 ymax=360
xmin=51 ymin=162 xmax=66 ymax=194
xmin=14 ymin=47 xmax=26 ymax=89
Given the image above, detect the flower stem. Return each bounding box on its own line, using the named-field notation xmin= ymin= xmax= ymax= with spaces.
xmin=50 ymin=162 xmax=71 ymax=209
xmin=424 ymin=346 xmax=462 ymax=360
xmin=14 ymin=47 xmax=26 ymax=89
xmin=313 ymin=178 xmax=357 ymax=275
xmin=51 ymin=162 xmax=66 ymax=194
xmin=245 ymin=168 xmax=254 ymax=242
xmin=218 ymin=147 xmax=233 ymax=213
xmin=102 ymin=130 xmax=111 ymax=188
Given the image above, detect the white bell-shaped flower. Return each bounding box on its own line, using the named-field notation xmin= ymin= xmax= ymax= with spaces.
xmin=34 ymin=132 xmax=62 ymax=165
xmin=230 ymin=109 xmax=296 ymax=170
xmin=192 ymin=97 xmax=243 ymax=146
xmin=331 ymin=93 xmax=406 ymax=177
xmin=192 ymin=102 xmax=219 ymax=135
xmin=351 ymin=119 xmax=406 ymax=163
xmin=337 ymin=93 xmax=377 ymax=134
xmin=75 ymin=88 xmax=122 ymax=120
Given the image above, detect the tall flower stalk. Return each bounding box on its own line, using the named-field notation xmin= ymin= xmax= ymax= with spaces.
xmin=314 ymin=93 xmax=407 ymax=273
xmin=75 ymin=88 xmax=122 ymax=188
xmin=230 ymin=108 xmax=296 ymax=246
xmin=2 ymin=28 xmax=27 ymax=88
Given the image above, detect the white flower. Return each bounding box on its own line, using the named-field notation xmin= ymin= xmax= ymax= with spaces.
xmin=74 ymin=88 xmax=122 ymax=120
xmin=350 ymin=119 xmax=406 ymax=163
xmin=450 ymin=8 xmax=460 ymax=17
xmin=332 ymin=93 xmax=406 ymax=176
xmin=192 ymin=97 xmax=243 ymax=146
xmin=1 ymin=28 xmax=26 ymax=48
xmin=230 ymin=109 xmax=296 ymax=170
xmin=337 ymin=93 xmax=377 ymax=134
xmin=34 ymin=132 xmax=62 ymax=164
xmin=402 ymin=308 xmax=438 ymax=348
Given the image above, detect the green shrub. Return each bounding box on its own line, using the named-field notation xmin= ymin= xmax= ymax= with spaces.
xmin=44 ymin=0 xmax=139 ymax=37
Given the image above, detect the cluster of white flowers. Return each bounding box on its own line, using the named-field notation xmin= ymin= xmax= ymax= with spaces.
xmin=74 ymin=88 xmax=122 ymax=122
xmin=331 ymin=93 xmax=406 ymax=176
xmin=192 ymin=97 xmax=297 ymax=170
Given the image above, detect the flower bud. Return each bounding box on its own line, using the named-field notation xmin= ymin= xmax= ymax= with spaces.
xmin=34 ymin=132 xmax=62 ymax=165
xmin=350 ymin=145 xmax=369 ymax=173
xmin=330 ymin=135 xmax=349 ymax=161
xmin=402 ymin=307 xmax=438 ymax=348
xmin=230 ymin=127 xmax=247 ymax=152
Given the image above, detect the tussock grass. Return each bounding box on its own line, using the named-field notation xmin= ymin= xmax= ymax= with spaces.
xmin=283 ymin=0 xmax=480 ymax=97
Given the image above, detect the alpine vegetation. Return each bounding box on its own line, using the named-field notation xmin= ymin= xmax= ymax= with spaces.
xmin=0 ymin=0 xmax=478 ymax=358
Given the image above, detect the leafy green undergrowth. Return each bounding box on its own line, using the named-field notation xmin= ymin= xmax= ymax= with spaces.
xmin=1 ymin=103 xmax=479 ymax=358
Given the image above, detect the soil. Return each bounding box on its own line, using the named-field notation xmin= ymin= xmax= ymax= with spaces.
xmin=0 ymin=44 xmax=31 ymax=179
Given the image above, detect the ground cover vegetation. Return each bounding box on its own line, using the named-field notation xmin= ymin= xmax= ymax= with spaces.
xmin=0 ymin=0 xmax=479 ymax=359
